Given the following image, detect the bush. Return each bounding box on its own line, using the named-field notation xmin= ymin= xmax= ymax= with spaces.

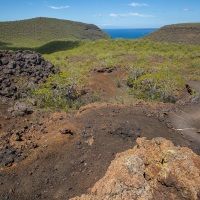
xmin=128 ymin=67 xmax=184 ymax=103
xmin=32 ymin=72 xmax=83 ymax=110
xmin=127 ymin=67 xmax=144 ymax=87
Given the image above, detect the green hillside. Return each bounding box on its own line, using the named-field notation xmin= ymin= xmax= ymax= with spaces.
xmin=143 ymin=23 xmax=200 ymax=45
xmin=0 ymin=17 xmax=111 ymax=48
xmin=34 ymin=39 xmax=200 ymax=110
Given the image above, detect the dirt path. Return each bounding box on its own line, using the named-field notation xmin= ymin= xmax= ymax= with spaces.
xmin=0 ymin=102 xmax=197 ymax=200
xmin=88 ymin=67 xmax=130 ymax=102
xmin=164 ymin=81 xmax=200 ymax=153
xmin=1 ymin=50 xmax=200 ymax=200
xmin=0 ymin=70 xmax=200 ymax=200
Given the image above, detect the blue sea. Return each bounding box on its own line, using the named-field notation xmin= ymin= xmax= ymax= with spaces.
xmin=103 ymin=28 xmax=157 ymax=39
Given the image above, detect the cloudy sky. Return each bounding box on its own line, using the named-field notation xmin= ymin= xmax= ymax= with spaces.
xmin=1 ymin=0 xmax=200 ymax=28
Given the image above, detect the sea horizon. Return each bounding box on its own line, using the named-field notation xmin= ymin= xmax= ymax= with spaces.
xmin=103 ymin=28 xmax=158 ymax=39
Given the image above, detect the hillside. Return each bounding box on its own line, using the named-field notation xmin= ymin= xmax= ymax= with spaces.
xmin=0 ymin=17 xmax=110 ymax=48
xmin=1 ymin=37 xmax=200 ymax=199
xmin=143 ymin=23 xmax=200 ymax=45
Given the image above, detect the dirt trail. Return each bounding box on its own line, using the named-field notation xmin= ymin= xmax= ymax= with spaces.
xmin=0 ymin=102 xmax=197 ymax=200
xmin=88 ymin=67 xmax=127 ymax=99
xmin=164 ymin=81 xmax=200 ymax=152
xmin=0 ymin=69 xmax=200 ymax=200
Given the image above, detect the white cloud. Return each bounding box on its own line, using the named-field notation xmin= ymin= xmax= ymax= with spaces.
xmin=110 ymin=13 xmax=123 ymax=17
xmin=129 ymin=12 xmax=151 ymax=17
xmin=48 ymin=5 xmax=70 ymax=9
xmin=110 ymin=12 xmax=153 ymax=18
xmin=183 ymin=8 xmax=190 ymax=12
xmin=129 ymin=2 xmax=149 ymax=7
xmin=93 ymin=14 xmax=103 ymax=17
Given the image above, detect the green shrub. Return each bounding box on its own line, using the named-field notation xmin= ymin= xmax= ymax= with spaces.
xmin=32 ymin=72 xmax=84 ymax=110
xmin=127 ymin=67 xmax=144 ymax=87
xmin=129 ymin=67 xmax=184 ymax=102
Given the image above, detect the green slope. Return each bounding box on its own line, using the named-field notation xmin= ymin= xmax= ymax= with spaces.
xmin=143 ymin=23 xmax=200 ymax=45
xmin=0 ymin=17 xmax=111 ymax=48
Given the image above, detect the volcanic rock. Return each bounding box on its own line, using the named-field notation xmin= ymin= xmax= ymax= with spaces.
xmin=71 ymin=137 xmax=200 ymax=200
xmin=8 ymin=101 xmax=33 ymax=117
xmin=0 ymin=50 xmax=57 ymax=99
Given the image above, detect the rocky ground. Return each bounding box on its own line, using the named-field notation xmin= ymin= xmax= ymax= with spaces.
xmin=71 ymin=137 xmax=200 ymax=200
xmin=0 ymin=51 xmax=56 ymax=99
xmin=0 ymin=51 xmax=200 ymax=200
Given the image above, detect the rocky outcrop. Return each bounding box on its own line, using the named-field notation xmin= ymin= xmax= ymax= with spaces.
xmin=93 ymin=66 xmax=117 ymax=73
xmin=0 ymin=51 xmax=57 ymax=99
xmin=71 ymin=137 xmax=200 ymax=200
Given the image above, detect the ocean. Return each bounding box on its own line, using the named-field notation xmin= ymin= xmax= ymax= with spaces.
xmin=103 ymin=28 xmax=157 ymax=39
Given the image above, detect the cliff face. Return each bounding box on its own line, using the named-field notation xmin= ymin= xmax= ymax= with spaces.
xmin=144 ymin=23 xmax=200 ymax=45
xmin=71 ymin=137 xmax=200 ymax=200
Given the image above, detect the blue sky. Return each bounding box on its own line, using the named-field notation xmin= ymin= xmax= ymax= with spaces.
xmin=1 ymin=0 xmax=200 ymax=28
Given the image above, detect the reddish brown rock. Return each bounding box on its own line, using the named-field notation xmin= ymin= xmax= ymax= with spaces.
xmin=70 ymin=137 xmax=200 ymax=200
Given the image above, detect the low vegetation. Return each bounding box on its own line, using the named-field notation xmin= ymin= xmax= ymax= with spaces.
xmin=1 ymin=19 xmax=200 ymax=110
xmin=29 ymin=39 xmax=199 ymax=109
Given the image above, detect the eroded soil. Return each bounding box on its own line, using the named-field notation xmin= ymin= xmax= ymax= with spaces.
xmin=0 ymin=69 xmax=200 ymax=200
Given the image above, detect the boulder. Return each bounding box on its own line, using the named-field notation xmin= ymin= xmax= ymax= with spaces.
xmin=7 ymin=61 xmax=16 ymax=69
xmin=71 ymin=137 xmax=200 ymax=200
xmin=1 ymin=58 xmax=9 ymax=65
xmin=94 ymin=66 xmax=117 ymax=73
xmin=8 ymin=101 xmax=33 ymax=117
xmin=2 ymin=68 xmax=12 ymax=74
